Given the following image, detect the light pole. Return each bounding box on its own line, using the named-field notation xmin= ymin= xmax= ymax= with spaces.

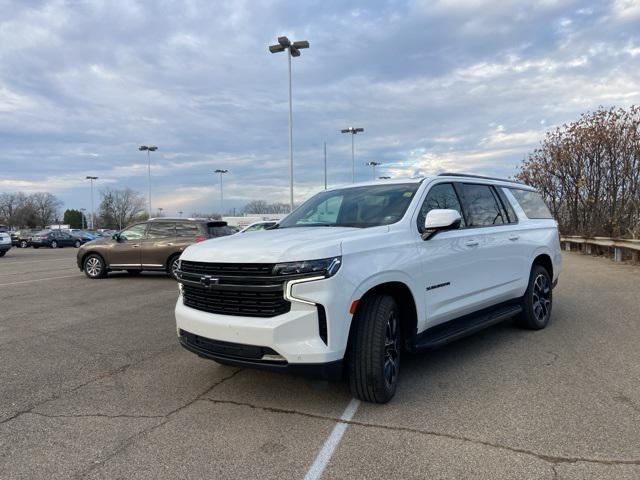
xmin=366 ymin=161 xmax=381 ymax=180
xmin=340 ymin=127 xmax=364 ymax=183
xmin=85 ymin=176 xmax=98 ymax=230
xmin=178 ymin=211 xmax=183 ymax=217
xmin=157 ymin=207 xmax=163 ymax=217
xmin=269 ymin=35 xmax=310 ymax=211
xmin=214 ymin=169 xmax=228 ymax=215
xmin=138 ymin=145 xmax=158 ymax=217
xmin=80 ymin=208 xmax=86 ymax=230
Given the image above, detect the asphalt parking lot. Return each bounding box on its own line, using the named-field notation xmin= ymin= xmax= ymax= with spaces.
xmin=1 ymin=247 xmax=639 ymax=479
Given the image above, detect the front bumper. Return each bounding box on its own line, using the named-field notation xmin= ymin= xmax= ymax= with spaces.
xmin=178 ymin=329 xmax=343 ymax=380
xmin=0 ymin=243 xmax=11 ymax=252
xmin=175 ymin=271 xmax=357 ymax=369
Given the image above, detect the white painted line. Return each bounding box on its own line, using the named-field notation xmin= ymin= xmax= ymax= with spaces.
xmin=0 ymin=274 xmax=80 ymax=287
xmin=0 ymin=257 xmax=73 ymax=265
xmin=304 ymin=398 xmax=361 ymax=480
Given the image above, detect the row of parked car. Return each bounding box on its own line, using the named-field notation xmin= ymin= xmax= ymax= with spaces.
xmin=9 ymin=228 xmax=116 ymax=249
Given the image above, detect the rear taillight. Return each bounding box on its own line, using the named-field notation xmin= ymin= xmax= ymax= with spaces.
xmin=195 ymin=235 xmax=206 ymax=243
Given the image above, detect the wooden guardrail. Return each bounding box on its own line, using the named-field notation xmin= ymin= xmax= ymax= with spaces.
xmin=560 ymin=236 xmax=640 ymax=264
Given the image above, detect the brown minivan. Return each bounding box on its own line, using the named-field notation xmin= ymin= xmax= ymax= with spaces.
xmin=77 ymin=218 xmax=234 ymax=279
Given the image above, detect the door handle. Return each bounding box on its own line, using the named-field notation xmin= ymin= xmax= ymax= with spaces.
xmin=508 ymin=235 xmax=520 ymax=241
xmin=465 ymin=240 xmax=479 ymax=247
xmin=132 ymin=244 xmax=140 ymax=248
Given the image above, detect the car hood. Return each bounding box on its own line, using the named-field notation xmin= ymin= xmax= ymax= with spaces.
xmin=181 ymin=226 xmax=388 ymax=263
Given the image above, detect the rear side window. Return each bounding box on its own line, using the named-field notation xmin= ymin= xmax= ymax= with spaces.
xmin=509 ymin=189 xmax=553 ymax=219
xmin=460 ymin=184 xmax=505 ymax=227
xmin=175 ymin=222 xmax=201 ymax=237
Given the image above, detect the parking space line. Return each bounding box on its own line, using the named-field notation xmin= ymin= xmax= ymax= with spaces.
xmin=0 ymin=257 xmax=74 ymax=265
xmin=0 ymin=274 xmax=80 ymax=286
xmin=303 ymin=398 xmax=360 ymax=480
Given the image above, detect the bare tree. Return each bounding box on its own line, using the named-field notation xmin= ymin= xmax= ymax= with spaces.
xmin=113 ymin=188 xmax=146 ymax=230
xmin=30 ymin=192 xmax=63 ymax=228
xmin=243 ymin=200 xmax=290 ymax=215
xmin=517 ymin=106 xmax=640 ymax=238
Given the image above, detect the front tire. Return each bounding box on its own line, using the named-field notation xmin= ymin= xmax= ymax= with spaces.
xmin=74 ymin=240 xmax=81 ymax=248
xmin=516 ymin=265 xmax=553 ymax=330
xmin=84 ymin=254 xmax=107 ymax=279
xmin=348 ymin=294 xmax=401 ymax=404
xmin=20 ymin=240 xmax=28 ymax=248
xmin=50 ymin=240 xmax=58 ymax=248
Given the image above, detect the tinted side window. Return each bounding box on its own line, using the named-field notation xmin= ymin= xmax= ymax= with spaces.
xmin=417 ymin=183 xmax=465 ymax=232
xmin=509 ymin=189 xmax=553 ymax=219
xmin=175 ymin=222 xmax=201 ymax=237
xmin=147 ymin=222 xmax=176 ymax=238
xmin=461 ymin=184 xmax=505 ymax=227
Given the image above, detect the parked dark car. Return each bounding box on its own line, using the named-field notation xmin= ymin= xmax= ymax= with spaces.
xmin=11 ymin=229 xmax=35 ymax=248
xmin=31 ymin=230 xmax=83 ymax=249
xmin=77 ymin=218 xmax=235 ymax=279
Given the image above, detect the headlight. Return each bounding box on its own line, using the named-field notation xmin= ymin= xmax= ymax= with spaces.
xmin=273 ymin=256 xmax=341 ymax=278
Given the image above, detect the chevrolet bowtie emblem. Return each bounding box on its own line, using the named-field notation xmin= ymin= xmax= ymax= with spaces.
xmin=200 ymin=275 xmax=219 ymax=287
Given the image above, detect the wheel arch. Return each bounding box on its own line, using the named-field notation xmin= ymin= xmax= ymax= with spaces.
xmin=350 ymin=281 xmax=418 ymax=351
xmin=532 ymin=252 xmax=553 ymax=279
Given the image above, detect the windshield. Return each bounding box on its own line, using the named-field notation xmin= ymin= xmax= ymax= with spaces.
xmin=278 ymin=183 xmax=419 ymax=229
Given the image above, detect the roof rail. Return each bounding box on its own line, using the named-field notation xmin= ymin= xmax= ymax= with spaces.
xmin=437 ymin=172 xmax=525 ymax=185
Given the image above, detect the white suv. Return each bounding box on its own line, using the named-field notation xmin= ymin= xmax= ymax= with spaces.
xmin=175 ymin=174 xmax=561 ymax=403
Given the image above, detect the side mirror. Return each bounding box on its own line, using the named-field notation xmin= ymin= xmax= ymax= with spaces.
xmin=422 ymin=209 xmax=462 ymax=240
xmin=112 ymin=233 xmax=121 ymax=242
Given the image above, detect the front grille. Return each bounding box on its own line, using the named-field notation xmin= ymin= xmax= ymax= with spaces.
xmin=182 ymin=284 xmax=290 ymax=317
xmin=181 ymin=260 xmax=275 ymax=277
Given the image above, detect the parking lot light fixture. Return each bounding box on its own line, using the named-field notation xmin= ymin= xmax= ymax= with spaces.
xmin=214 ymin=169 xmax=228 ymax=215
xmin=138 ymin=145 xmax=158 ymax=217
xmin=178 ymin=211 xmax=183 ymax=217
xmin=340 ymin=127 xmax=364 ymax=183
xmin=85 ymin=176 xmax=98 ymax=230
xmin=366 ymin=161 xmax=381 ymax=180
xmin=269 ymin=35 xmax=310 ymax=211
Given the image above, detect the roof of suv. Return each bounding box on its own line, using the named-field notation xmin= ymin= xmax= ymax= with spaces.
xmin=147 ymin=218 xmax=226 ymax=224
xmin=326 ymin=173 xmax=533 ymax=191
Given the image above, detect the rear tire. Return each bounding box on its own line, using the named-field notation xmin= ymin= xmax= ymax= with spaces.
xmin=348 ymin=294 xmax=401 ymax=404
xmin=50 ymin=241 xmax=58 ymax=248
xmin=516 ymin=264 xmax=553 ymax=330
xmin=84 ymin=254 xmax=107 ymax=279
xmin=167 ymin=254 xmax=181 ymax=280
xmin=74 ymin=240 xmax=81 ymax=248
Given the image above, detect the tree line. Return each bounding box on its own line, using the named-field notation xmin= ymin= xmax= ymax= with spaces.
xmin=0 ymin=192 xmax=63 ymax=228
xmin=517 ymin=106 xmax=640 ymax=238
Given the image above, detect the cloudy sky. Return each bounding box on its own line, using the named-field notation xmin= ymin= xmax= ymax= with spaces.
xmin=1 ymin=0 xmax=639 ymax=215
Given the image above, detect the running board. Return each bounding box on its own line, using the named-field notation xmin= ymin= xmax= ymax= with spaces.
xmin=409 ymin=303 xmax=523 ymax=351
